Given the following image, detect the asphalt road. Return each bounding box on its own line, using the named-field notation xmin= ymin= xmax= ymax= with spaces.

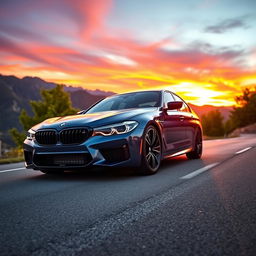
xmin=0 ymin=134 xmax=256 ymax=256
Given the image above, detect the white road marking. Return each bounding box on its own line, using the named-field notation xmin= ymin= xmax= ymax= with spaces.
xmin=181 ymin=163 xmax=219 ymax=179
xmin=0 ymin=167 xmax=26 ymax=174
xmin=235 ymin=147 xmax=252 ymax=154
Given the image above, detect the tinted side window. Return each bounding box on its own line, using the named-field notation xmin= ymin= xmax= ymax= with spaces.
xmin=172 ymin=93 xmax=183 ymax=102
xmin=180 ymin=103 xmax=190 ymax=112
xmin=172 ymin=93 xmax=191 ymax=113
xmin=163 ymin=92 xmax=175 ymax=107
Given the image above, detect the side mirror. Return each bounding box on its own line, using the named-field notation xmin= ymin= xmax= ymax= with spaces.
xmin=167 ymin=101 xmax=183 ymax=110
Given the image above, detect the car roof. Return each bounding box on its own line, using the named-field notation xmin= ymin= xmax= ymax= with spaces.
xmin=110 ymin=90 xmax=167 ymax=97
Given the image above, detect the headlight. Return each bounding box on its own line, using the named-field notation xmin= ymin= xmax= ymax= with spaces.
xmin=93 ymin=121 xmax=138 ymax=136
xmin=26 ymin=129 xmax=36 ymax=140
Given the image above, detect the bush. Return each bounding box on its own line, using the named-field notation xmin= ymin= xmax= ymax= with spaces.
xmin=202 ymin=110 xmax=225 ymax=137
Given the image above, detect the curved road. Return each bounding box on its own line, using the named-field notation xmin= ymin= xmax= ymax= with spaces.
xmin=0 ymin=134 xmax=256 ymax=255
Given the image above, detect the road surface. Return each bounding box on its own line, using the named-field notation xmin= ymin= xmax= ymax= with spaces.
xmin=0 ymin=134 xmax=256 ymax=255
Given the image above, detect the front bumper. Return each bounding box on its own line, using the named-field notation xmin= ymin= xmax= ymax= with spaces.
xmin=23 ymin=128 xmax=144 ymax=170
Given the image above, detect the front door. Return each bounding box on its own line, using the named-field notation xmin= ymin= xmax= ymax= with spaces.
xmin=161 ymin=92 xmax=187 ymax=153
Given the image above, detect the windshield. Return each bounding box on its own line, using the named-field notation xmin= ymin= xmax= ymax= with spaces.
xmin=86 ymin=91 xmax=161 ymax=113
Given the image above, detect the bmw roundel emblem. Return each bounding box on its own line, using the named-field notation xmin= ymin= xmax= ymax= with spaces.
xmin=60 ymin=122 xmax=66 ymax=127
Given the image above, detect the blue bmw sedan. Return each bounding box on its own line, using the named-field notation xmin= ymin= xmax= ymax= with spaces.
xmin=23 ymin=90 xmax=203 ymax=175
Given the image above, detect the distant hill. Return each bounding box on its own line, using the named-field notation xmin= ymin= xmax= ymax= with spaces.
xmin=0 ymin=74 xmax=107 ymax=145
xmin=0 ymin=74 xmax=232 ymax=146
xmin=64 ymin=85 xmax=114 ymax=97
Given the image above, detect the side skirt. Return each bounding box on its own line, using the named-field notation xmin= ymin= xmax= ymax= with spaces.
xmin=163 ymin=147 xmax=192 ymax=160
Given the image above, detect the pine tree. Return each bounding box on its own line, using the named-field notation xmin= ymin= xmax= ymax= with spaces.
xmin=10 ymin=85 xmax=78 ymax=148
xmin=229 ymin=88 xmax=256 ymax=128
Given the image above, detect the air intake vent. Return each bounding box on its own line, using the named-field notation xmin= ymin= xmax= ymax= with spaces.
xmin=60 ymin=128 xmax=91 ymax=144
xmin=100 ymin=144 xmax=130 ymax=163
xmin=35 ymin=130 xmax=57 ymax=145
xmin=33 ymin=153 xmax=92 ymax=167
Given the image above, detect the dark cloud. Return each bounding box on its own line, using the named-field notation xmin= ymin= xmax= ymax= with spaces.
xmin=0 ymin=23 xmax=49 ymax=44
xmin=204 ymin=17 xmax=249 ymax=33
xmin=0 ymin=35 xmax=49 ymax=65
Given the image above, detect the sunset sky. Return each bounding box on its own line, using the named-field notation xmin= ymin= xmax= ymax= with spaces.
xmin=0 ymin=0 xmax=255 ymax=106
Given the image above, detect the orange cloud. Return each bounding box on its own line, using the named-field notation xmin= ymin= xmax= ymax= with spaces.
xmin=0 ymin=0 xmax=255 ymax=106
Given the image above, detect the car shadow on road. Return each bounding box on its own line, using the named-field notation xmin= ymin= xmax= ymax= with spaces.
xmin=27 ymin=155 xmax=198 ymax=182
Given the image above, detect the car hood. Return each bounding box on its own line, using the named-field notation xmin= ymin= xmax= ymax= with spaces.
xmin=32 ymin=108 xmax=157 ymax=131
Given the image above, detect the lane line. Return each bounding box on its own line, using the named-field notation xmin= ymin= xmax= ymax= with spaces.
xmin=235 ymin=147 xmax=252 ymax=154
xmin=0 ymin=167 xmax=26 ymax=174
xmin=180 ymin=163 xmax=219 ymax=179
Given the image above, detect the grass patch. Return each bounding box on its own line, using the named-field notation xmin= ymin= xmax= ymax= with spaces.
xmin=203 ymin=135 xmax=225 ymax=140
xmin=0 ymin=157 xmax=24 ymax=164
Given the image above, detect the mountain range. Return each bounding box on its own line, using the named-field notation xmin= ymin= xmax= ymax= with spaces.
xmin=0 ymin=74 xmax=232 ymax=146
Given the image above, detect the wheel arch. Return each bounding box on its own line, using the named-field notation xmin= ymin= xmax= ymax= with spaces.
xmin=139 ymin=121 xmax=163 ymax=174
xmin=192 ymin=124 xmax=203 ymax=151
xmin=142 ymin=120 xmax=163 ymax=156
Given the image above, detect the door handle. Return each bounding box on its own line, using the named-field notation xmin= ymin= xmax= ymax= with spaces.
xmin=180 ymin=116 xmax=185 ymax=121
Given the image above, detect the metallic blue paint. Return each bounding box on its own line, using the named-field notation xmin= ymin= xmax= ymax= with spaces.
xmin=23 ymin=90 xmax=202 ymax=173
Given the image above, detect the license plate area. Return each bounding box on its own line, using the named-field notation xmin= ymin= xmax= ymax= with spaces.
xmin=53 ymin=155 xmax=85 ymax=166
xmin=33 ymin=153 xmax=92 ymax=167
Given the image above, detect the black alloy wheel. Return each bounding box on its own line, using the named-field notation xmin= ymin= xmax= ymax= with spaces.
xmin=186 ymin=129 xmax=203 ymax=159
xmin=141 ymin=125 xmax=162 ymax=174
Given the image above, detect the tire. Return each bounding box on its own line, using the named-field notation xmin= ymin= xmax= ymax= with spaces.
xmin=140 ymin=125 xmax=162 ymax=175
xmin=186 ymin=129 xmax=203 ymax=159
